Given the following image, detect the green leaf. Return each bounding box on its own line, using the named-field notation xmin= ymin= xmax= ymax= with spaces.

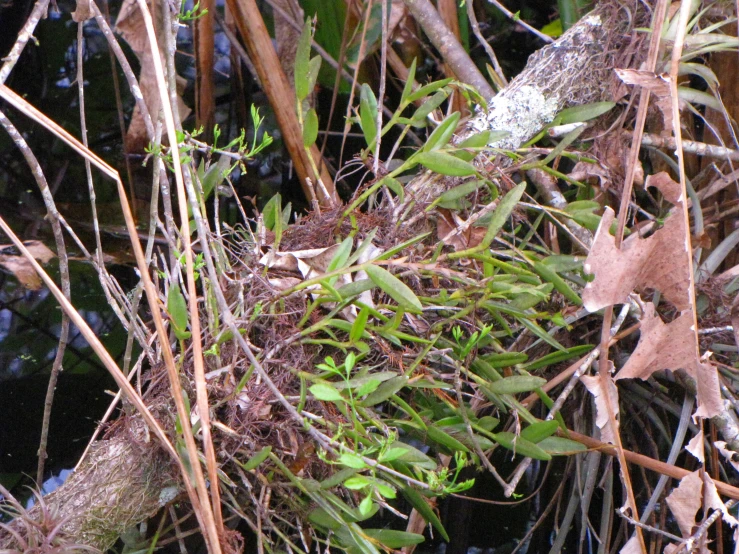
xmin=519 ymin=318 xmax=566 ymax=350
xmin=376 ymin=482 xmax=396 ymax=499
xmin=365 ymin=264 xmax=422 ymax=313
xmin=303 ymin=107 xmax=319 ymax=148
xmin=167 ymin=282 xmax=191 ymax=340
xmin=327 ymin=237 xmax=354 ymax=273
xmin=538 ymin=436 xmax=587 ymax=455
xmin=295 ymin=19 xmax=313 ymax=102
xmin=339 ymin=453 xmax=367 ymax=469
xmin=241 ymin=446 xmax=272 ymax=470
xmin=262 ymin=193 xmax=281 ymax=231
xmin=361 ymin=376 xmax=408 ymax=406
xmin=391 ymin=442 xmax=436 ymax=469
xmin=477 ymin=416 xmax=499 ymax=431
xmin=358 ymin=495 xmax=374 ymax=517
xmin=423 ymin=112 xmax=461 ymax=152
xmin=532 ymin=262 xmax=582 ymax=306
xmin=362 ymin=530 xmax=425 ymax=549
xmin=406 ymin=78 xmax=453 ymax=104
xmin=355 ymin=379 xmax=381 ymax=397
xmin=493 ymin=432 xmax=551 ymax=460
xmin=410 ymin=90 xmax=449 ymax=125
xmin=525 ymin=344 xmax=593 ymax=370
xmin=360 ymin=84 xmax=378 ymax=148
xmin=541 ymin=254 xmax=584 ymax=273
xmin=310 ymin=383 xmax=345 ymax=402
xmin=344 ymin=476 xmax=370 ymax=490
xmin=337 ymin=278 xmax=376 ymax=300
xmin=401 ymin=487 xmax=449 ymax=541
xmin=454 ymin=130 xmax=492 ymax=161
xmin=383 ymin=177 xmax=404 ymax=202
xmin=486 ymin=375 xmax=547 ymax=395
xmin=379 ymin=446 xmax=408 ymax=462
xmin=435 ymin=180 xmax=485 ymax=205
xmin=482 ymin=352 xmax=528 ymax=368
xmin=400 ymin=58 xmax=418 ymax=104
xmin=416 ymin=151 xmax=478 ymax=176
xmin=480 ymin=182 xmax=526 ymax=248
xmin=554 ymin=102 xmax=615 ymax=125
xmin=520 ymin=420 xmax=559 ymax=443
xmin=426 ymin=425 xmax=470 ymax=453
xmin=320 ymin=468 xmax=360 ymax=489
xmin=350 ymin=305 xmax=370 ymax=343
xmin=308 ymin=507 xmax=342 ymax=530
xmin=198 ymin=155 xmax=230 ymax=203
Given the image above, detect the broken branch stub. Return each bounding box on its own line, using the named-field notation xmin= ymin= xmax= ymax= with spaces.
xmin=457 ymin=4 xmax=630 ymax=151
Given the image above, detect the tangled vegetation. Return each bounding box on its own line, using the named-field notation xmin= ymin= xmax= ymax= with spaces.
xmin=2 ymin=0 xmax=739 ymax=553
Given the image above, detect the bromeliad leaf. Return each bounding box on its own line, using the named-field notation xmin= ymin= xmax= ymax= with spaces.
xmin=365 ymin=264 xmax=422 ymax=313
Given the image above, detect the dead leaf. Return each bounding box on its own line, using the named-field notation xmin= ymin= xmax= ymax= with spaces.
xmin=666 ymin=470 xmax=739 ymax=547
xmin=619 ymin=536 xmax=641 ymax=554
xmin=581 ymin=368 xmax=619 ymax=444
xmin=666 ymin=470 xmax=702 ymax=537
xmin=115 ymin=0 xmax=191 ymax=152
xmin=714 ymin=441 xmax=739 ymax=475
xmin=0 ymin=241 xmax=56 ymax=290
xmin=569 ymin=161 xmax=613 ymax=189
xmin=615 ymin=69 xmax=674 ymax=138
xmin=436 ymin=208 xmax=486 ymax=250
xmin=583 ymin=201 xmax=690 ymax=313
xmin=72 ymin=0 xmax=93 ymax=22
xmin=686 ymin=430 xmax=704 ymax=463
xmin=613 ymin=303 xmax=722 ymax=419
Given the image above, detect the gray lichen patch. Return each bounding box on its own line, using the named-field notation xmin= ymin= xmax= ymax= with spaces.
xmin=468 ymin=85 xmax=559 ymax=150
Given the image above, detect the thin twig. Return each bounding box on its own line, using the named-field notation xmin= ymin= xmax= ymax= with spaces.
xmin=0 ymin=110 xmax=71 ymax=486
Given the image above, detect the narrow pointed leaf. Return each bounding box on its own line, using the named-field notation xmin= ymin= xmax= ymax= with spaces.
xmin=416 ymin=151 xmax=477 ymax=176
xmin=365 ymin=264 xmax=422 ymax=313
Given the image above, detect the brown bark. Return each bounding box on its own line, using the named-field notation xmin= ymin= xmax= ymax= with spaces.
xmin=0 ymin=430 xmax=176 ymax=552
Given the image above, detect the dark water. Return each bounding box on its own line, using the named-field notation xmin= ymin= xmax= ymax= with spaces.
xmin=0 ymin=261 xmax=130 ymax=496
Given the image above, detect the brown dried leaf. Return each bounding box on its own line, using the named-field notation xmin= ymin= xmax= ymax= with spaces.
xmin=666 ymin=470 xmax=738 ymax=543
xmin=714 ymin=441 xmax=739 ymax=475
xmin=436 ymin=208 xmax=486 ymax=250
xmin=115 ymin=0 xmax=191 ymax=151
xmin=686 ymin=430 xmax=704 ymax=464
xmin=615 ymin=69 xmax=674 ymax=137
xmin=702 ymin=472 xmax=739 ymax=529
xmin=581 ymin=369 xmax=619 ymax=444
xmin=0 ymin=241 xmax=56 ymax=290
xmin=568 ymin=161 xmax=613 ymax=188
xmin=72 ymin=0 xmax=94 ymax=22
xmin=665 ymin=470 xmax=702 ymax=537
xmin=619 ymin=536 xmax=641 ymax=554
xmin=614 ymin=303 xmax=722 ymax=418
xmin=583 ymin=176 xmax=690 ymax=313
